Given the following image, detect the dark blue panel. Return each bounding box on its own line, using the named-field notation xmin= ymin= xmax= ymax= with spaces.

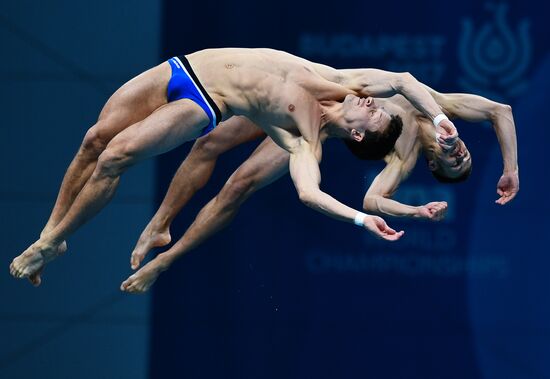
xmin=151 ymin=1 xmax=549 ymax=378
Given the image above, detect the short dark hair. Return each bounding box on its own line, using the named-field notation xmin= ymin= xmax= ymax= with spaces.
xmin=430 ymin=163 xmax=473 ymax=183
xmin=343 ymin=114 xmax=403 ymax=160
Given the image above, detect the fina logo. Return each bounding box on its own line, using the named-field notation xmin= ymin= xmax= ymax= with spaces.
xmin=458 ymin=3 xmax=531 ymax=101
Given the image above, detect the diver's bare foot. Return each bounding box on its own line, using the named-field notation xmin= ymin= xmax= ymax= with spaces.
xmin=27 ymin=241 xmax=67 ymax=286
xmin=28 ymin=268 xmax=43 ymax=287
xmin=130 ymin=224 xmax=171 ymax=270
xmin=121 ymin=257 xmax=169 ymax=294
xmin=10 ymin=240 xmax=62 ymax=281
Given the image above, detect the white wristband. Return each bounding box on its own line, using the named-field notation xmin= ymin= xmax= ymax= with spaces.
xmin=433 ymin=113 xmax=448 ymax=128
xmin=354 ymin=212 xmax=367 ymax=227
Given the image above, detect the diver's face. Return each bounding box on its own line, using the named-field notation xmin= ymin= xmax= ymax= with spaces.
xmin=343 ymin=95 xmax=391 ymax=137
xmin=431 ymin=139 xmax=471 ymax=178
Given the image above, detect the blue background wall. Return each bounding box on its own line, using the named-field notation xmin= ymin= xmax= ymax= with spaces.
xmin=0 ymin=2 xmax=159 ymax=378
xmin=1 ymin=0 xmax=549 ymax=378
xmin=153 ymin=1 xmax=549 ymax=379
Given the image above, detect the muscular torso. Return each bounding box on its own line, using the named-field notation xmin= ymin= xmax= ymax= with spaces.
xmin=186 ymin=48 xmax=354 ymax=141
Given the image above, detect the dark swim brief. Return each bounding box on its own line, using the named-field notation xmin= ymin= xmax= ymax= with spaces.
xmin=167 ymin=55 xmax=222 ymax=136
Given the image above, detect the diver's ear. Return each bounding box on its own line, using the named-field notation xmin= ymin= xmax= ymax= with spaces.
xmin=351 ymin=129 xmax=364 ymax=142
xmin=427 ymin=159 xmax=438 ymax=171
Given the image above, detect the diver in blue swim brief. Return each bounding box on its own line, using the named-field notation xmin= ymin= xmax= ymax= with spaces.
xmin=167 ymin=56 xmax=222 ymax=136
xmin=13 ymin=47 xmax=464 ymax=286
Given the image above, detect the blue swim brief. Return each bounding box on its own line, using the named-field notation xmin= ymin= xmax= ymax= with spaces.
xmin=167 ymin=55 xmax=222 ymax=136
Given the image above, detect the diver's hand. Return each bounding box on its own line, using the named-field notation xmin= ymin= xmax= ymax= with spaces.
xmin=363 ymin=215 xmax=404 ymax=241
xmin=496 ymin=170 xmax=519 ymax=205
xmin=436 ymin=119 xmax=458 ymax=151
xmin=415 ymin=201 xmax=448 ymax=221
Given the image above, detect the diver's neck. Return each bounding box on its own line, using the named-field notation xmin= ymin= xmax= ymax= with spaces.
xmin=320 ymin=101 xmax=351 ymax=140
xmin=417 ymin=120 xmax=439 ymax=156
